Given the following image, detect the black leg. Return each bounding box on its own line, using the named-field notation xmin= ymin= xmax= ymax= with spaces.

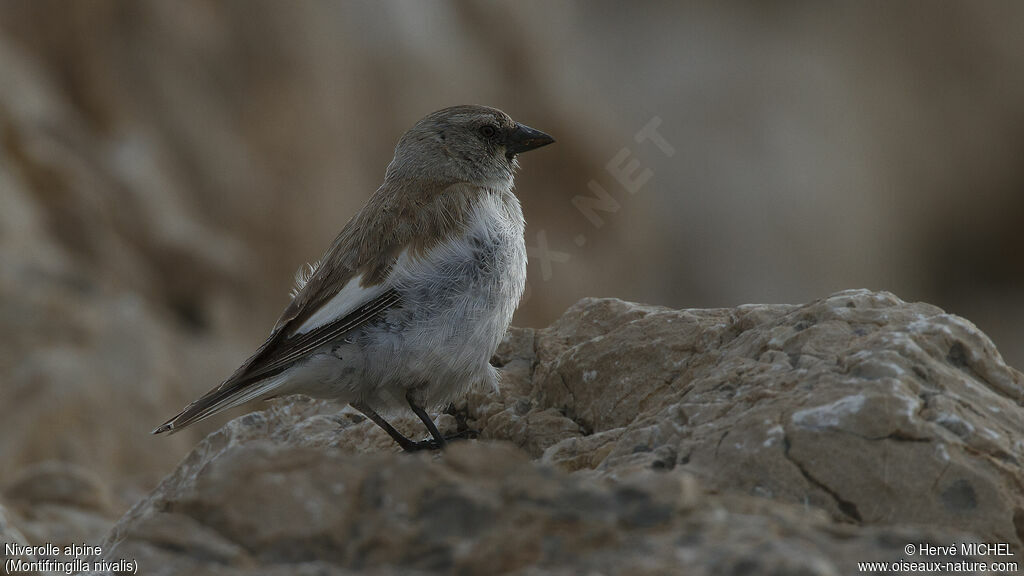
xmin=351 ymin=401 xmax=438 ymax=452
xmin=406 ymin=391 xmax=447 ymax=450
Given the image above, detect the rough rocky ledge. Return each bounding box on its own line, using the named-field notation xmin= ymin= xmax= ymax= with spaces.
xmin=86 ymin=290 xmax=1024 ymax=574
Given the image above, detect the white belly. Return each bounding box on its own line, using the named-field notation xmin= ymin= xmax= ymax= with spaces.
xmin=331 ymin=190 xmax=528 ymax=410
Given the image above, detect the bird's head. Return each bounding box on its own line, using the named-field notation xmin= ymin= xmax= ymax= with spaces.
xmin=385 ymin=105 xmax=554 ymax=188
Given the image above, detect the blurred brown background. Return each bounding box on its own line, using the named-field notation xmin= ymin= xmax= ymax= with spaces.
xmin=1 ymin=0 xmax=1023 ymax=504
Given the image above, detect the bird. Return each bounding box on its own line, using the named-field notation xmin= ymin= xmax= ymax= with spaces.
xmin=153 ymin=105 xmax=554 ymax=451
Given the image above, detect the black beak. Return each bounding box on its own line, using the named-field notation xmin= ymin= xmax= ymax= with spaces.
xmin=506 ymin=122 xmax=555 ymax=159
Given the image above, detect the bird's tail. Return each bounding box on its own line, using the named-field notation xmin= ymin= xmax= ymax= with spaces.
xmin=152 ymin=375 xmax=286 ymax=434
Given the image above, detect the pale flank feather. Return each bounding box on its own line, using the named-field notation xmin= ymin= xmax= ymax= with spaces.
xmin=290 ymin=261 xmax=321 ymax=299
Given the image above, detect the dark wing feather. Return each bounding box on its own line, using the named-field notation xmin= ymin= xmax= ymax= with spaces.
xmin=152 ymin=288 xmax=400 ymax=433
xmin=233 ymin=288 xmax=400 ymax=385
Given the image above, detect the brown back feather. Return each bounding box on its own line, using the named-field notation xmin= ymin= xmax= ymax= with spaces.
xmin=276 ymin=178 xmax=481 ymax=334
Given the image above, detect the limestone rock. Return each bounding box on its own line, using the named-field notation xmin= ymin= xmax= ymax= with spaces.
xmin=474 ymin=291 xmax=1024 ymax=546
xmin=93 ymin=290 xmax=1024 ymax=574
xmin=632 ymin=295 xmax=1013 ymax=539
xmin=93 ymin=427 xmax=969 ymax=576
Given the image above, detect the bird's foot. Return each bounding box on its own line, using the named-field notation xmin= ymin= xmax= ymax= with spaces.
xmin=402 ymin=438 xmax=444 ymax=452
xmin=400 ymin=429 xmax=480 ymax=452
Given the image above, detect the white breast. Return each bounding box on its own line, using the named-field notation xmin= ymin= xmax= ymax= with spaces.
xmin=368 ymin=189 xmax=528 ymax=405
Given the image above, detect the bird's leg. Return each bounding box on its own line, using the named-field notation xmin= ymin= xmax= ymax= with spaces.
xmin=406 ymin=391 xmax=447 ymax=450
xmin=350 ymin=401 xmax=435 ymax=452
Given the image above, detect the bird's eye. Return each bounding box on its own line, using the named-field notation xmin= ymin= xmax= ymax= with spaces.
xmin=479 ymin=125 xmax=498 ymax=138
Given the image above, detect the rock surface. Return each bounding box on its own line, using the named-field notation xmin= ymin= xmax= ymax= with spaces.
xmin=90 ymin=290 xmax=1024 ymax=575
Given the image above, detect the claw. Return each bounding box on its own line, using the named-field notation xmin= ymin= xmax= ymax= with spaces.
xmin=402 ymin=438 xmax=443 ymax=452
xmin=401 ymin=431 xmax=479 ymax=452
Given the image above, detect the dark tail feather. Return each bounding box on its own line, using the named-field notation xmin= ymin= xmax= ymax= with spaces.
xmin=152 ymin=376 xmax=282 ymax=434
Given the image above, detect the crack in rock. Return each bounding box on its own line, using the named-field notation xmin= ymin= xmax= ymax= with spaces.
xmin=783 ymin=432 xmax=863 ymax=523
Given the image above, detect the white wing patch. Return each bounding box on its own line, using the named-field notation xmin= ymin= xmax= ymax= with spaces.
xmin=290 ymin=260 xmax=322 ymax=299
xmin=294 ymin=273 xmax=388 ymax=335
